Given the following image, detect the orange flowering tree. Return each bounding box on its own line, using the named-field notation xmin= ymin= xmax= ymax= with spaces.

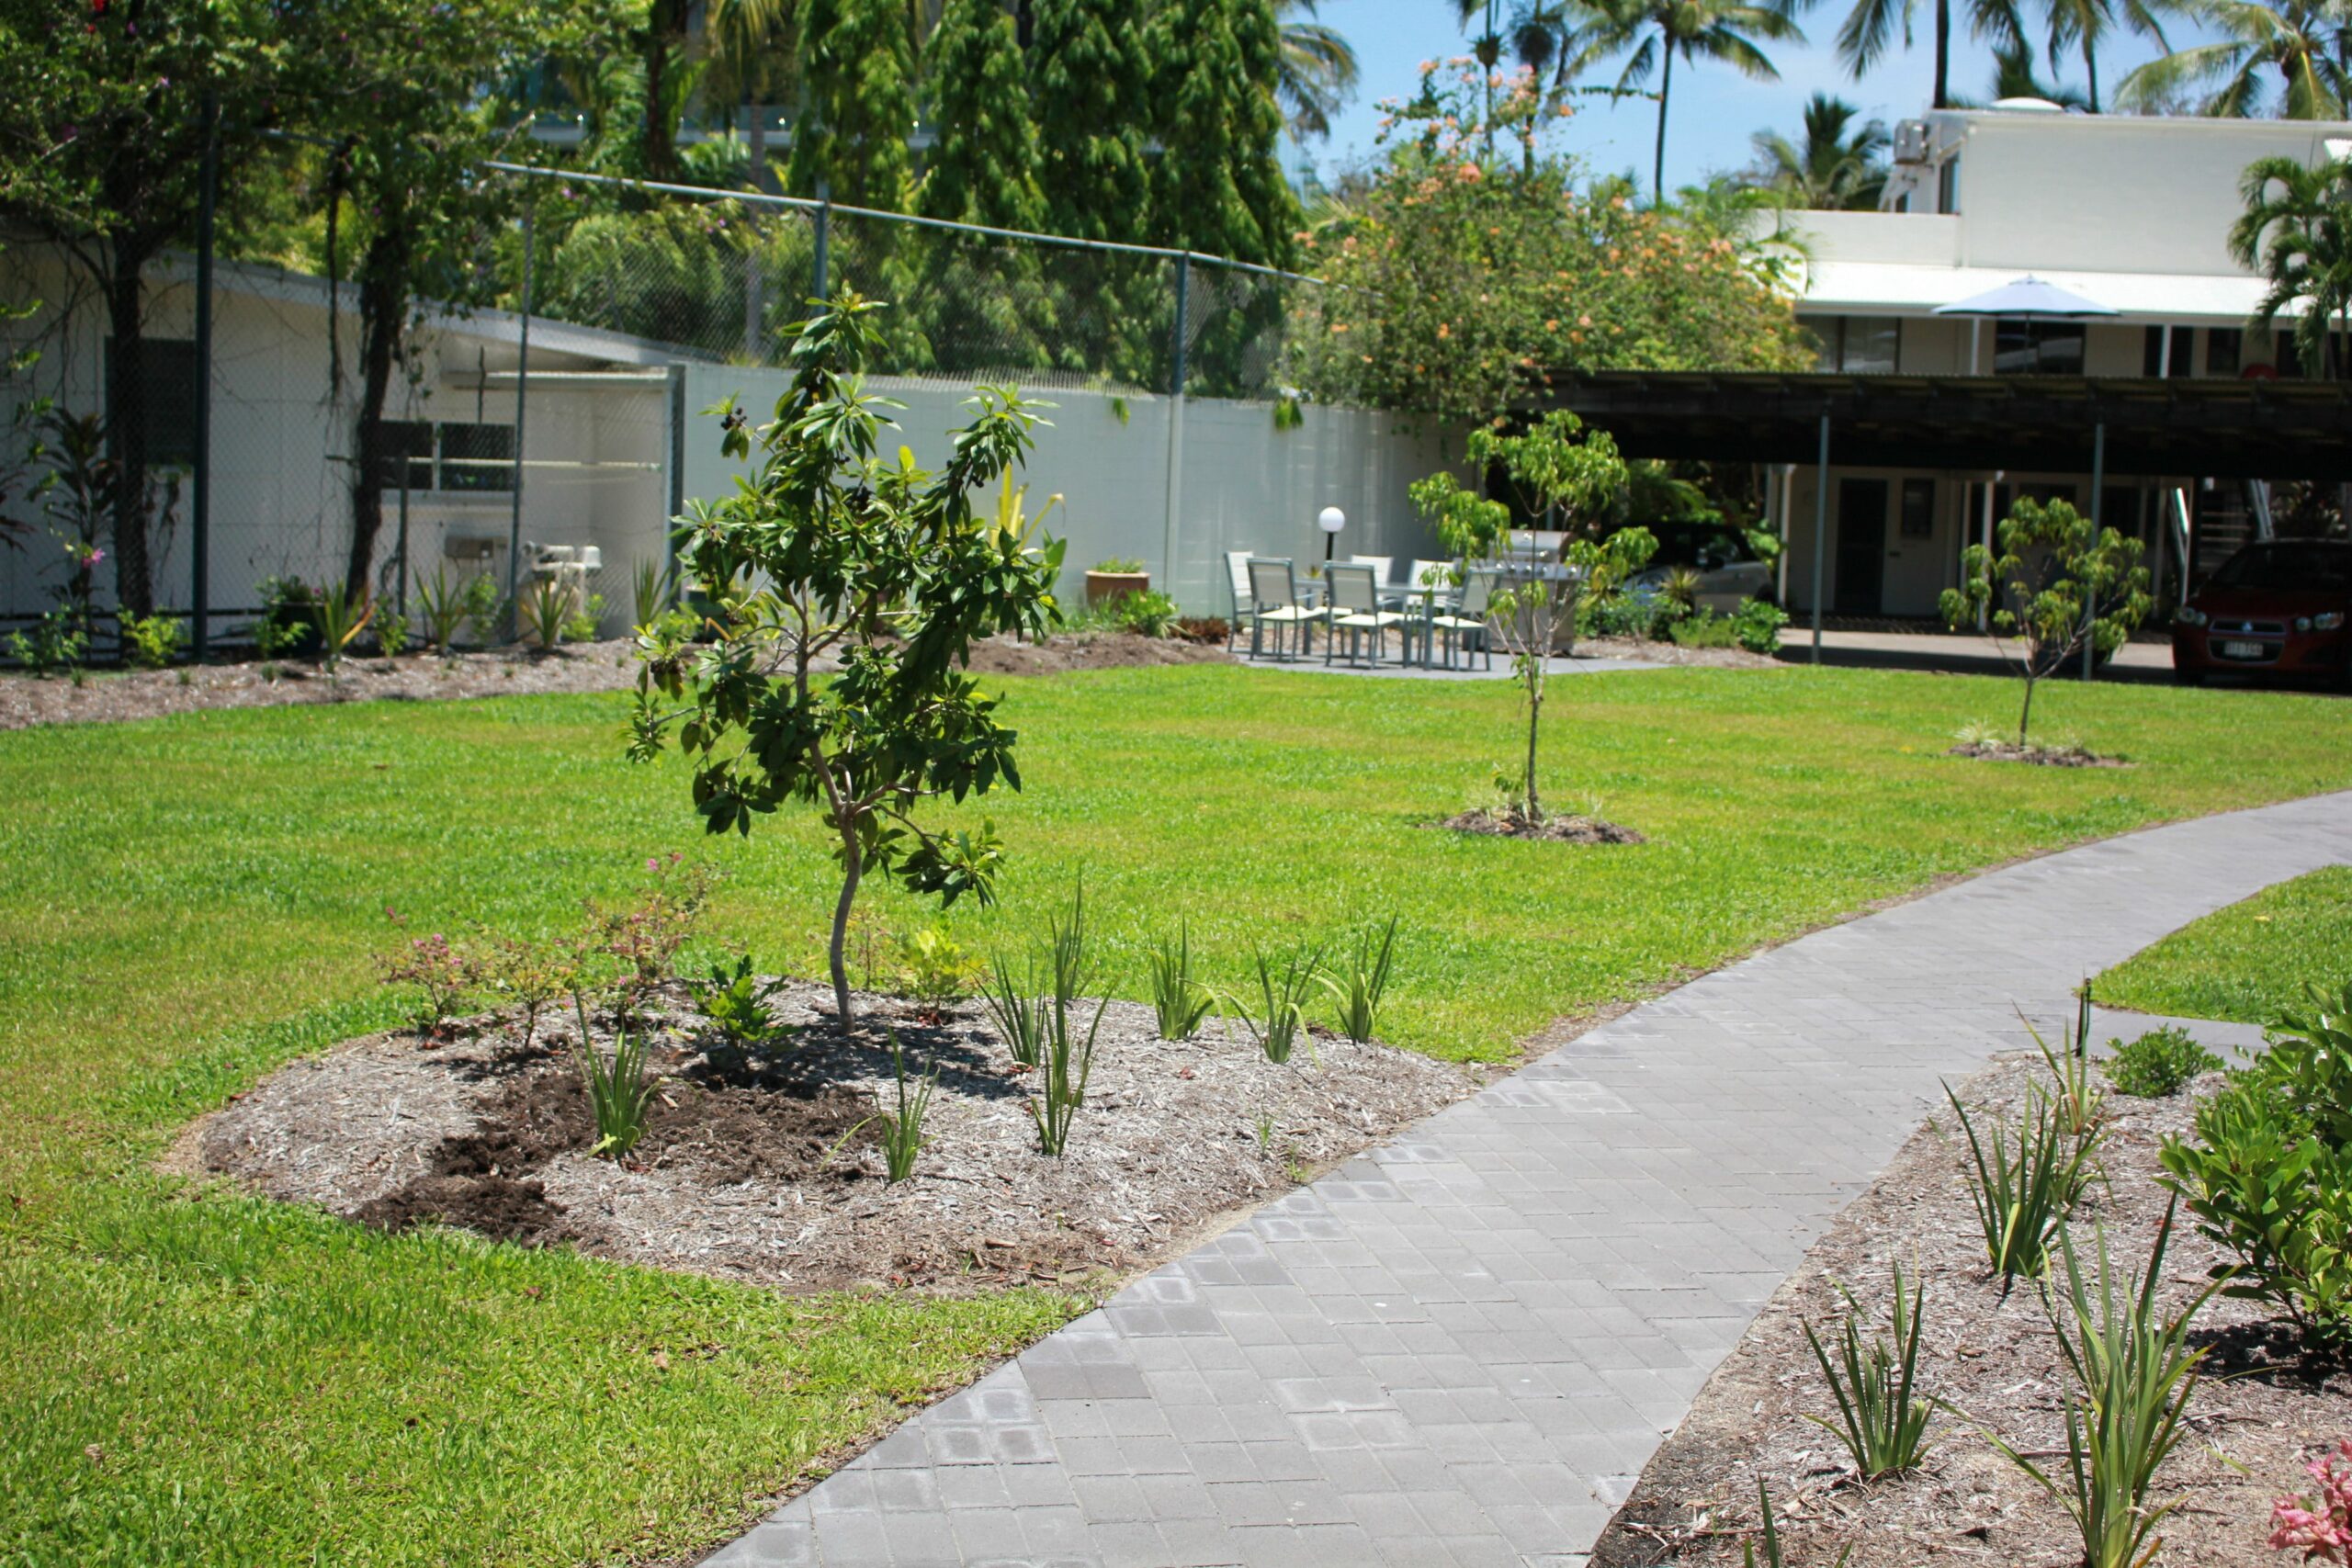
xmin=1285 ymin=61 xmax=1810 ymax=431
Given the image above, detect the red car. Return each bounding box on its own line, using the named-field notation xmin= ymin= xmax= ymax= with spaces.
xmin=2173 ymin=539 xmax=2352 ymax=688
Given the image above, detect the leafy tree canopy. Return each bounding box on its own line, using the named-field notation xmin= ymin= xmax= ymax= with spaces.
xmin=1287 ymin=61 xmax=1809 ymax=431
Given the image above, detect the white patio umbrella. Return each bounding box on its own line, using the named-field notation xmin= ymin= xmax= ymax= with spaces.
xmin=1932 ymin=275 xmax=2119 ymax=318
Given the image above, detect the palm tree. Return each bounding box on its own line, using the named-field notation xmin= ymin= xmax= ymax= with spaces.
xmin=1834 ymin=0 xmax=2026 ymax=108
xmin=1749 ymin=91 xmax=1888 ymax=207
xmin=1278 ymin=0 xmax=1361 ymax=138
xmin=2113 ymin=0 xmax=2351 ymax=116
xmin=702 ymin=0 xmax=796 ymax=190
xmin=2231 ymin=153 xmax=2352 ymax=376
xmin=1601 ymin=0 xmax=1806 ymax=200
xmin=1982 ymin=36 xmax=2093 ymax=98
xmin=2036 ymin=0 xmax=2170 ymax=109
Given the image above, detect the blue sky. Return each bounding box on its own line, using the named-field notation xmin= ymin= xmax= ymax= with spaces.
xmin=1292 ymin=0 xmax=2215 ymax=189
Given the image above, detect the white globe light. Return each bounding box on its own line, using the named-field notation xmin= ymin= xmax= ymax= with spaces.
xmin=1317 ymin=506 xmax=1347 ymax=535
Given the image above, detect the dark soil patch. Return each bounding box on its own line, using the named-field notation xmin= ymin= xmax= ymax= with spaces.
xmin=1948 ymin=740 xmax=2128 ymax=768
xmin=1589 ymin=1045 xmax=2352 ymax=1568
xmin=957 ymin=629 xmax=1232 ymax=675
xmin=1439 ymin=807 xmax=1647 ymax=844
xmin=182 ymin=980 xmax=1471 ymax=1294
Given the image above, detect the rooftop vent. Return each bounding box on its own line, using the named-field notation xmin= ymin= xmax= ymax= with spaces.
xmin=1893 ymin=120 xmax=1932 ymax=164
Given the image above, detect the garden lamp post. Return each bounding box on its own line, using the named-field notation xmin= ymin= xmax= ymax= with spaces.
xmin=1318 ymin=505 xmax=1346 ymax=567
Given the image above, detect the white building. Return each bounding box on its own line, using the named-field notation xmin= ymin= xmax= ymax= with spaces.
xmin=1562 ymin=102 xmax=2352 ymax=621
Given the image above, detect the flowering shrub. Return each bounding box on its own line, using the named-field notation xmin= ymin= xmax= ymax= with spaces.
xmin=1285 ymin=60 xmax=1809 ymax=430
xmin=581 ymin=852 xmax=711 ymax=1022
xmin=2272 ymin=1440 xmax=2352 ymax=1562
xmin=378 ymin=909 xmax=479 ymax=1038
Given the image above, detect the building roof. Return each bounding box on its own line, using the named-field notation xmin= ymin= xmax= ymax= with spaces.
xmin=1544 ymin=371 xmax=2352 ymax=481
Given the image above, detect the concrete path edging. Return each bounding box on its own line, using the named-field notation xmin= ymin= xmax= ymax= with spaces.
xmin=707 ymin=790 xmax=2352 ymax=1568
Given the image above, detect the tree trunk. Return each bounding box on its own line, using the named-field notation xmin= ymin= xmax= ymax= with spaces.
xmin=1932 ymin=0 xmax=1951 ymax=107
xmin=643 ymin=0 xmax=688 ymax=180
xmin=105 ymin=262 xmax=153 ymax=619
xmin=2017 ymin=673 xmax=2036 ymax=750
xmin=748 ymin=85 xmax=773 ymax=194
xmin=2085 ymin=42 xmax=2100 ymax=112
xmin=828 ymin=821 xmax=865 ymax=1030
xmin=1652 ymin=46 xmax=1674 ymax=202
xmin=1523 ymin=690 xmax=1544 ymax=820
xmin=347 ymin=228 xmax=410 ymax=599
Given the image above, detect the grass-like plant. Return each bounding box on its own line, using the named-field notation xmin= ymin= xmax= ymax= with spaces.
xmin=1948 ymin=1084 xmax=2100 ymax=1283
xmin=2103 ymin=1025 xmax=2221 ymax=1098
xmin=518 ymin=579 xmax=571 ymax=651
xmin=1743 ymin=1480 xmax=1851 ymax=1567
xmin=1987 ymin=1209 xmax=2218 ymax=1568
xmin=1801 ymin=1259 xmax=1937 ymax=1479
xmin=875 ymin=1033 xmax=934 ymax=1184
xmin=413 ymin=565 xmax=473 ymax=655
xmin=570 ymin=993 xmax=656 ymax=1159
xmin=2030 ymin=997 xmax=2107 ymax=1139
xmin=314 ymin=582 xmax=374 ymax=679
xmin=1028 ymin=988 xmax=1104 ymax=1156
xmin=1148 ymin=920 xmax=1216 ymax=1040
xmin=1238 ymin=942 xmax=1324 ymax=1065
xmin=979 ymin=952 xmax=1047 ymax=1068
xmin=630 ymin=556 xmax=674 ymax=632
xmin=1320 ymin=915 xmax=1397 ymax=1044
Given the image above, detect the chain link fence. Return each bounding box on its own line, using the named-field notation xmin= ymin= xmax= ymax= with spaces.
xmin=0 ymin=158 xmax=1329 ymax=659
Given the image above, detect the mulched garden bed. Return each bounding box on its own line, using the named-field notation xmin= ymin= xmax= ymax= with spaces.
xmin=1948 ymin=739 xmax=2129 ymax=768
xmin=179 ymin=980 xmax=1472 ymax=1294
xmin=0 ymin=630 xmax=1231 ymax=731
xmin=1591 ymin=1044 xmax=2351 ymax=1568
xmin=1440 ymin=807 xmax=1647 ymax=844
xmin=1570 ymin=636 xmax=1777 ymax=671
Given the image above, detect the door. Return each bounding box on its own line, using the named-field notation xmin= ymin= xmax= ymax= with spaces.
xmin=1835 ymin=479 xmax=1888 ymax=615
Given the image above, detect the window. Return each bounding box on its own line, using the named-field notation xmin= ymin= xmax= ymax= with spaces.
xmin=2206 ymin=327 xmax=2241 ymax=377
xmin=104 ymin=338 xmax=199 ymax=466
xmin=1936 ymin=154 xmax=1960 ymax=215
xmin=1801 ymin=315 xmax=1903 ymax=374
xmin=366 ymin=420 xmax=515 ymax=493
xmin=1994 ymin=318 xmax=2085 ymax=376
xmin=1900 ymin=478 xmax=1935 ymax=539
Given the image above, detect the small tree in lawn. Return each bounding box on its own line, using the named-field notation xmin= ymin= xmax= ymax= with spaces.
xmin=626 ymin=297 xmax=1065 ymax=1029
xmin=1939 ymin=497 xmax=2151 ymax=750
xmin=1409 ymin=412 xmax=1647 ymax=823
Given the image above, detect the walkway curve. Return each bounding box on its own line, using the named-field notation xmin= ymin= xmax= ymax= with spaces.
xmin=707 ymin=790 xmax=2352 ymax=1568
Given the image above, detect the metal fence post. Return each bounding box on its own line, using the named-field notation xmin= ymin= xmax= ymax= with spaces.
xmin=813 ymin=182 xmax=831 ymax=304
xmin=1810 ymin=411 xmax=1830 ymax=664
xmin=189 ymin=89 xmax=218 ymax=659
xmin=1161 ymin=256 xmax=1191 ymax=607
xmin=505 ymin=203 xmax=534 ymax=638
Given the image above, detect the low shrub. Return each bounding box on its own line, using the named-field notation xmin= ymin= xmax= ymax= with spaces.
xmin=2271 ymin=1438 xmax=2352 ymax=1562
xmin=254 ymin=576 xmax=320 ymax=658
xmin=2162 ymin=982 xmax=2352 ymax=1348
xmin=378 ymin=912 xmax=479 ymax=1037
xmin=1092 ymin=557 xmax=1145 ymax=575
xmin=1575 ymin=589 xmax=1656 ymax=640
xmin=1172 ymin=615 xmax=1228 ymax=644
xmin=1668 ymin=609 xmax=1738 ymax=649
xmin=1113 ymin=589 xmax=1181 ymax=638
xmin=6 ymin=610 xmax=87 ymax=675
xmin=1732 ymin=597 xmax=1788 ymax=654
xmin=895 ymin=926 xmax=981 ymax=1005
xmin=476 ymin=928 xmax=578 ymax=1050
xmin=582 ymin=852 xmax=710 ymax=1022
xmin=2102 ymin=1025 xmax=2221 ymax=1098
xmin=694 ymin=953 xmax=791 ymax=1049
xmin=119 ymin=611 xmax=184 ymax=670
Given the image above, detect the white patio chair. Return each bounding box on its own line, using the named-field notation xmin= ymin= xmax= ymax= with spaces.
xmin=1347 ymin=554 xmax=1396 ymax=587
xmin=1225 ymin=549 xmax=1258 ymax=650
xmin=1246 ymin=558 xmax=1323 ymax=660
xmin=1406 ymin=558 xmax=1459 ymax=592
xmin=1428 ymin=567 xmax=1497 ymax=671
xmin=1323 ymin=562 xmax=1404 ymax=667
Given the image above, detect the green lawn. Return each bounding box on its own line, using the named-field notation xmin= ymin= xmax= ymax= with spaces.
xmin=2098 ymin=863 xmax=2352 ymax=1024
xmin=5 ymin=661 xmax=2350 ymax=1566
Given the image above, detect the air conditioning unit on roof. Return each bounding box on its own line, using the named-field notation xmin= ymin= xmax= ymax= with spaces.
xmin=1893 ymin=120 xmax=1932 ymax=165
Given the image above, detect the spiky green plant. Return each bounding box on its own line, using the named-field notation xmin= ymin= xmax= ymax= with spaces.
xmin=570 ymin=993 xmax=656 ymax=1158
xmin=875 ymin=1032 xmax=936 ymax=1184
xmin=314 ymin=582 xmax=374 ymax=679
xmin=980 ymin=952 xmax=1047 ymax=1068
xmin=1801 ymin=1258 xmax=1937 ymax=1478
xmin=1148 ymin=919 xmax=1216 ymax=1040
xmin=1949 ymin=1083 xmax=2100 ymax=1283
xmin=1987 ymin=1208 xmax=2219 ymax=1568
xmin=1238 ymin=942 xmax=1323 ymax=1065
xmin=1319 ymin=914 xmax=1397 ymax=1044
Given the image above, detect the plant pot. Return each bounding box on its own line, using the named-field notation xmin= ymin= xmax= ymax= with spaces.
xmin=1084 ymin=570 xmax=1149 ymax=608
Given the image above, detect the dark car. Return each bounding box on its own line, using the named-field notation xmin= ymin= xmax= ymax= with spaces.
xmin=2172 ymin=538 xmax=2352 ymax=687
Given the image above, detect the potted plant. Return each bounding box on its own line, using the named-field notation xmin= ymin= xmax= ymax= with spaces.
xmin=1084 ymin=557 xmax=1149 ymax=608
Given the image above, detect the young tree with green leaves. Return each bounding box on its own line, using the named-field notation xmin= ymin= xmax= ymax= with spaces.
xmin=626 ymin=299 xmax=1064 ymax=1028
xmin=788 ymin=0 xmax=918 ymax=209
xmin=0 ymin=0 xmax=289 ymax=618
xmin=919 ymin=0 xmax=1046 ymax=231
xmin=1410 ymin=412 xmax=1647 ymax=823
xmin=1939 ymin=497 xmax=2151 ymax=750
xmin=1029 ymin=0 xmax=1151 ymax=244
xmin=2231 ymin=153 xmax=2352 ymax=378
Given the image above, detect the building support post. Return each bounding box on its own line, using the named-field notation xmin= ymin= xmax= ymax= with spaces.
xmin=1809 ymin=412 xmax=1830 ymax=663
xmin=812 ymin=183 xmax=831 ymax=303
xmin=504 ymin=203 xmax=535 ymax=640
xmin=2084 ymin=420 xmax=2106 ymax=680
xmin=190 ymin=88 xmax=218 ymax=659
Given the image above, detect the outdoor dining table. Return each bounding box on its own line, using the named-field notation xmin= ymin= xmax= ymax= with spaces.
xmin=1377 ymin=581 xmax=1462 ymax=669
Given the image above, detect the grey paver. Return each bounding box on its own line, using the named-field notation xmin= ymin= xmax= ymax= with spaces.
xmin=697 ymin=791 xmax=2352 ymax=1565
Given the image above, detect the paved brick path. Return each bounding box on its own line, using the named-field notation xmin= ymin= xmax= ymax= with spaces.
xmin=707 ymin=792 xmax=2352 ymax=1568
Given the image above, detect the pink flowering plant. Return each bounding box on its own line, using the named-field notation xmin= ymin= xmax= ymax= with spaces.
xmin=377 ymin=908 xmax=480 ymax=1038
xmin=2275 ymin=1440 xmax=2352 ymax=1562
